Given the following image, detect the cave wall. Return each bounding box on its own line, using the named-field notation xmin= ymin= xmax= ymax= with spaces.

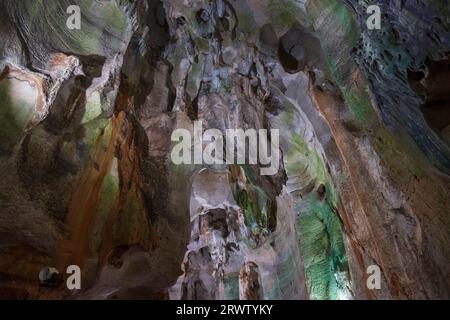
xmin=0 ymin=0 xmax=448 ymax=300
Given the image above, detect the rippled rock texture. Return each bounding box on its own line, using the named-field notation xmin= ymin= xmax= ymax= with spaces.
xmin=0 ymin=0 xmax=449 ymax=300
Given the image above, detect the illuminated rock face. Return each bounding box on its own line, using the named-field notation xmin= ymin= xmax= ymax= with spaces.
xmin=0 ymin=0 xmax=448 ymax=300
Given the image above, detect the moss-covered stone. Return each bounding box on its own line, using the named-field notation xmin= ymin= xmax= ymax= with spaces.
xmin=223 ymin=272 xmax=239 ymax=300
xmin=0 ymin=78 xmax=36 ymax=154
xmin=308 ymin=0 xmax=377 ymax=127
xmin=7 ymin=0 xmax=129 ymax=60
xmin=343 ymin=88 xmax=376 ymax=124
xmin=97 ymin=172 xmax=119 ymax=216
xmin=285 ymin=132 xmax=350 ymax=299
xmin=82 ymin=91 xmax=103 ymax=124
xmin=230 ymin=166 xmax=276 ymax=239
xmin=268 ymin=0 xmax=308 ymax=32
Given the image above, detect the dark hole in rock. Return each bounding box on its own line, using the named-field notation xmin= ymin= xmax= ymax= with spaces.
xmin=265 ymin=95 xmax=285 ymax=115
xmin=77 ymin=55 xmax=106 ymax=79
xmin=392 ymin=28 xmax=400 ymax=43
xmin=107 ymin=245 xmax=131 ymax=269
xmin=317 ymin=183 xmax=326 ymax=201
xmin=384 ymin=50 xmax=394 ymax=61
xmin=409 ymin=57 xmax=450 ymax=145
xmin=176 ymin=16 xmax=187 ymax=26
xmin=187 ymin=94 xmax=198 ymax=120
xmin=199 ymin=246 xmax=211 ymax=258
xmin=197 ymin=9 xmax=210 ymax=23
xmin=268 ymin=200 xmax=278 ymax=232
xmin=278 ymin=40 xmax=301 ymax=73
xmin=408 ymin=69 xmax=425 ymax=83
xmin=201 ymin=208 xmax=229 ymax=238
xmin=226 ymin=242 xmax=239 ymax=253
xmin=278 ymin=26 xmax=325 ymax=74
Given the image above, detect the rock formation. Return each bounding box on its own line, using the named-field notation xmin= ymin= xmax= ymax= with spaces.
xmin=0 ymin=0 xmax=448 ymax=300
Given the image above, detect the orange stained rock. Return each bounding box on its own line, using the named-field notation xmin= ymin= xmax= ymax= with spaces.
xmin=62 ymin=111 xmax=125 ymax=268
